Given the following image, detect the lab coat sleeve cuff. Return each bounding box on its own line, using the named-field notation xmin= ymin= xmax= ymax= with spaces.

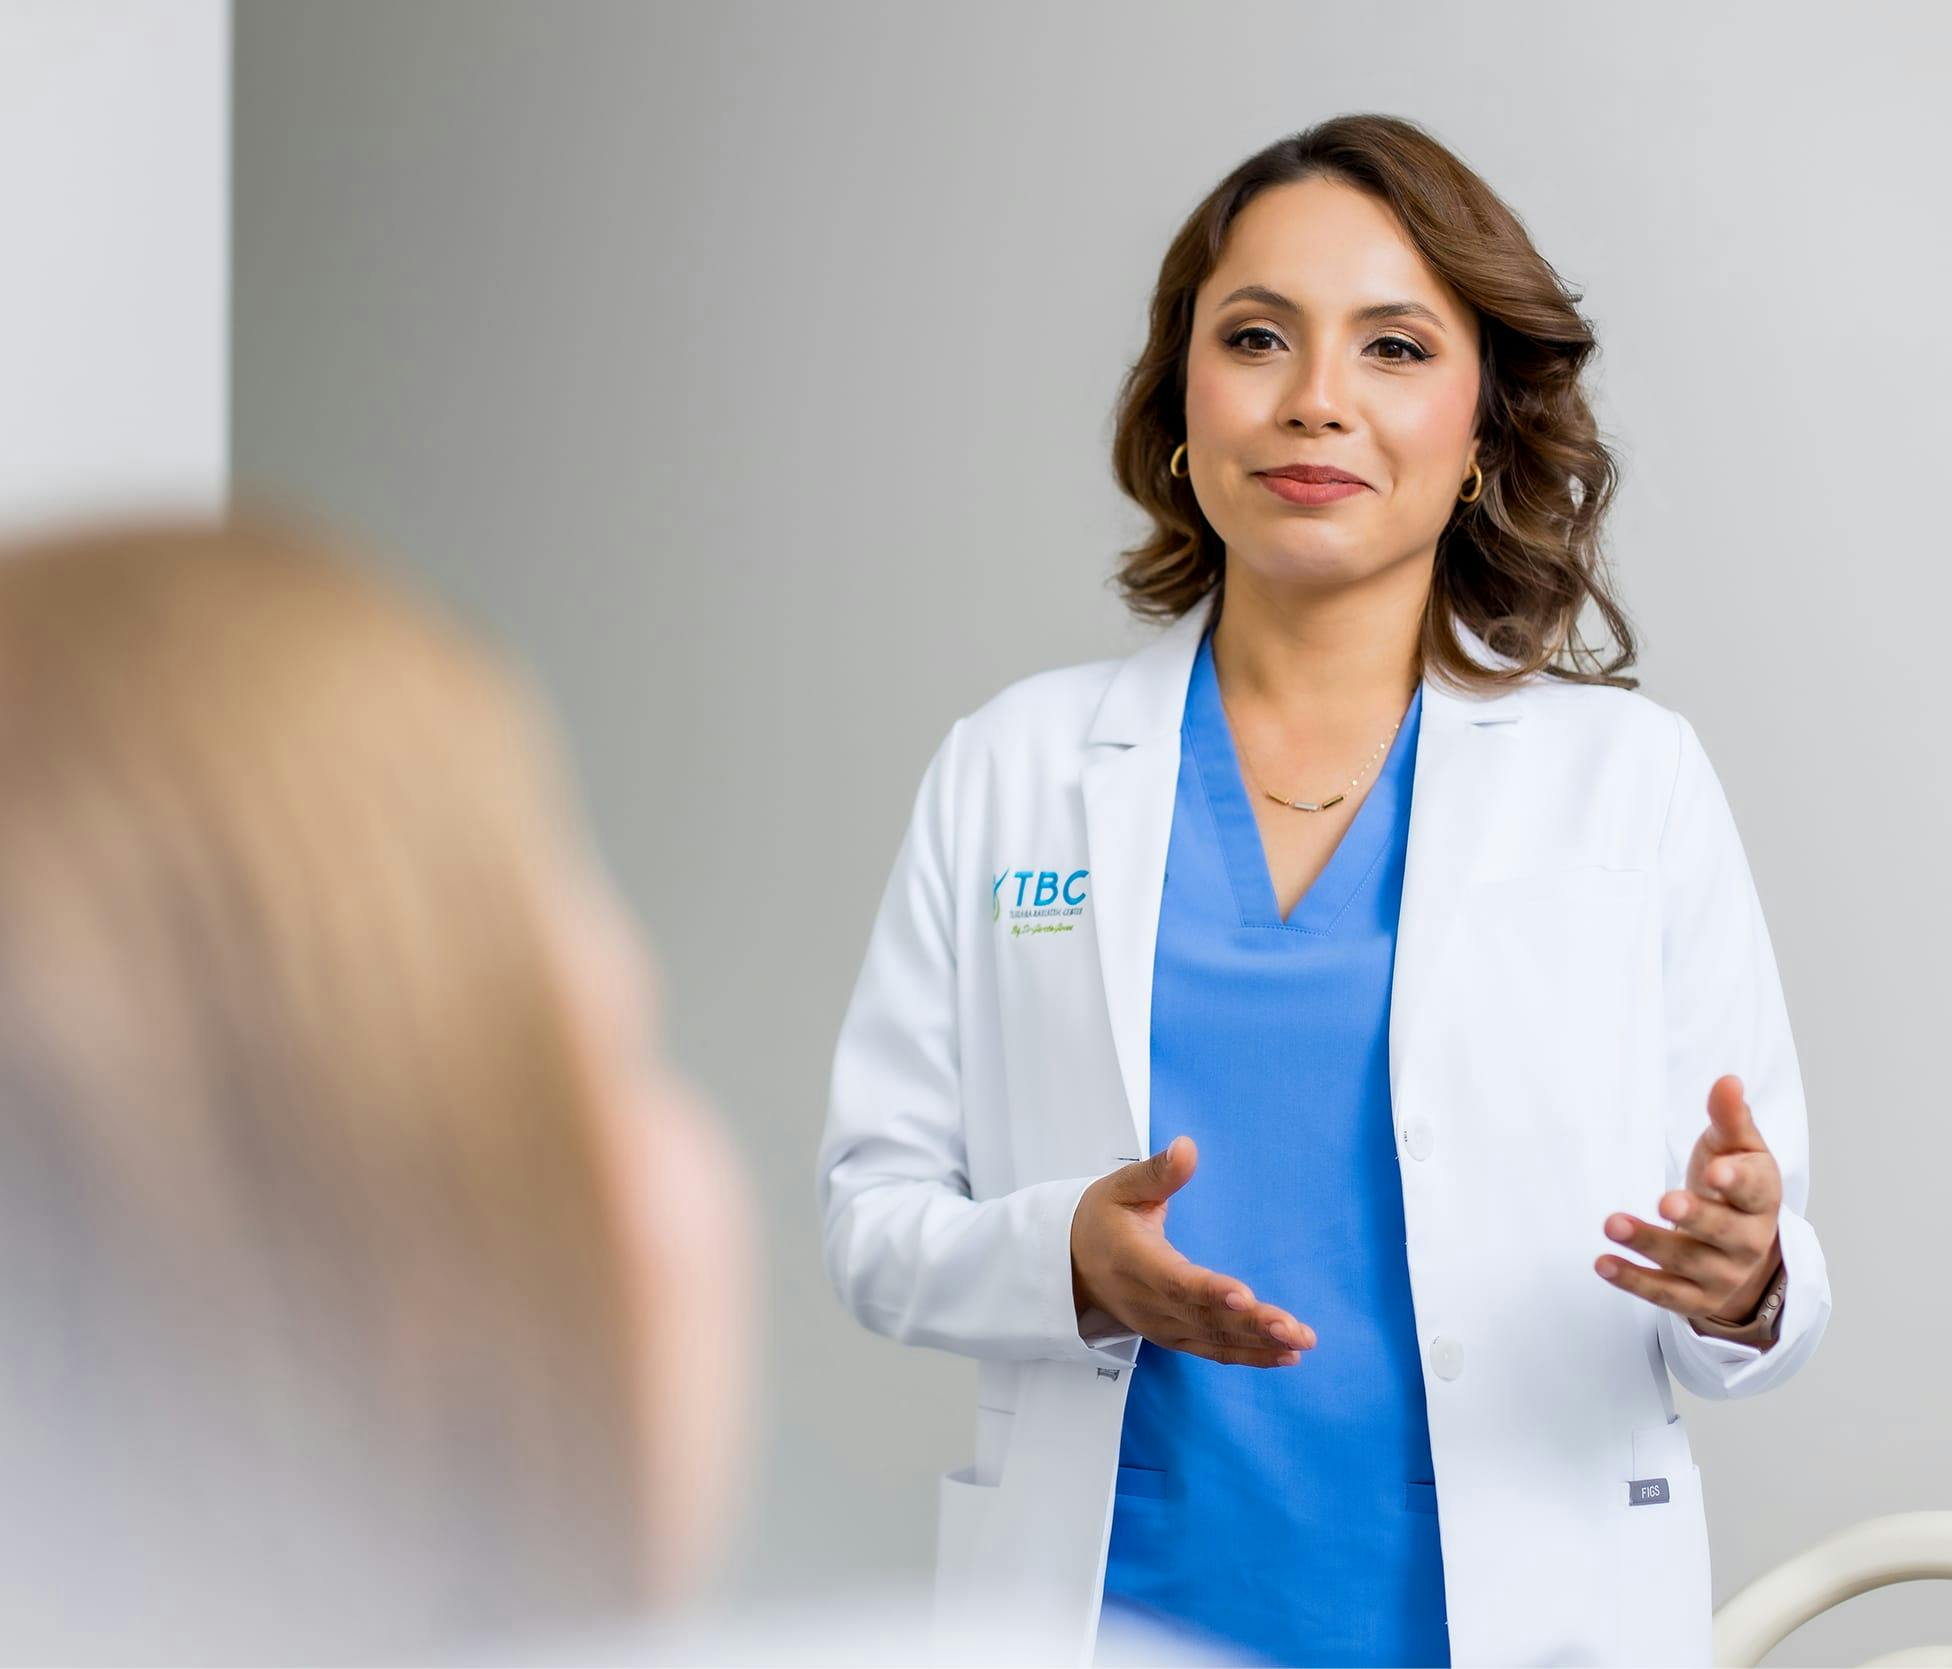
xmin=1657 ymin=1201 xmax=1831 ymax=1398
xmin=1043 ymin=1175 xmax=1142 ymax=1371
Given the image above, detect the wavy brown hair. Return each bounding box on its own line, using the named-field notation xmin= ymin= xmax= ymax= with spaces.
xmin=1110 ymin=112 xmax=1639 ymax=693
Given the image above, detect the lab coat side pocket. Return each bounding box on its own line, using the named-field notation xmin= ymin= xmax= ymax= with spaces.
xmin=933 ymin=1463 xmax=1001 ymax=1633
xmin=1615 ymin=1415 xmax=1713 ymax=1667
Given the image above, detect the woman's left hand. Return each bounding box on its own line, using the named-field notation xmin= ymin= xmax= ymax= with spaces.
xmin=1596 ymin=1073 xmax=1784 ymax=1326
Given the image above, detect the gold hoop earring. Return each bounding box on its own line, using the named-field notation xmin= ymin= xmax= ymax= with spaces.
xmin=1458 ymin=460 xmax=1483 ymax=504
xmin=1169 ymin=442 xmax=1189 ymax=479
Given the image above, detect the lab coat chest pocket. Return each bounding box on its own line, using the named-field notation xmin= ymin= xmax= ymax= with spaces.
xmin=1616 ymin=1413 xmax=1713 ymax=1667
xmin=1446 ymin=865 xmax=1656 ymax=1161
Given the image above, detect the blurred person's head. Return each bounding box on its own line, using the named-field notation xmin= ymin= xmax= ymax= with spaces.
xmin=0 ymin=511 xmax=756 ymax=1663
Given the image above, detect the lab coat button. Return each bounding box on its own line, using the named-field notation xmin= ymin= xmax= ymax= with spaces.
xmin=1430 ymin=1335 xmax=1464 ymax=1380
xmin=1404 ymin=1120 xmax=1434 ymax=1160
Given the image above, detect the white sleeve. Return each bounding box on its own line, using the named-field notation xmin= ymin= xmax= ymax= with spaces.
xmin=815 ymin=718 xmax=1136 ymax=1369
xmin=1652 ymin=710 xmax=1833 ymax=1398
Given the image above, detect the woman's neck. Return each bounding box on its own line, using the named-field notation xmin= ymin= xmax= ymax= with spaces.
xmin=1209 ymin=570 xmax=1425 ymax=734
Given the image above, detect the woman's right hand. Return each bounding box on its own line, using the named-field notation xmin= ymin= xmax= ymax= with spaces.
xmin=1069 ymin=1136 xmax=1314 ymax=1367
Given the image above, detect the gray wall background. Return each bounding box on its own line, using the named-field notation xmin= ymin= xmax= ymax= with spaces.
xmin=1 ymin=0 xmax=226 ymax=531
xmin=233 ymin=3 xmax=1948 ymax=1660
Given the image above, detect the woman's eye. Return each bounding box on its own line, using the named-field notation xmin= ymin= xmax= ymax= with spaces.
xmin=1372 ymin=335 xmax=1431 ymax=363
xmin=1223 ymin=326 xmax=1431 ymax=364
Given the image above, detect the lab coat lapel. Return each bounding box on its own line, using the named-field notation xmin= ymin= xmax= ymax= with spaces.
xmin=1079 ymin=592 xmax=1525 ymax=1165
xmin=1079 ymin=596 xmax=1214 ymax=1165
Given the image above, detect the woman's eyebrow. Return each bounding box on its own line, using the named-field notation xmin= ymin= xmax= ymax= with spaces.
xmin=1216 ymin=285 xmax=1449 ymax=334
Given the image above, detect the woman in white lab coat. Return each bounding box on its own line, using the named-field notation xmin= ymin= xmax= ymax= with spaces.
xmin=818 ymin=112 xmax=1830 ymax=1669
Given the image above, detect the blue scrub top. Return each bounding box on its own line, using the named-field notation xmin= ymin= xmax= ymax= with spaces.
xmin=1098 ymin=621 xmax=1447 ymax=1668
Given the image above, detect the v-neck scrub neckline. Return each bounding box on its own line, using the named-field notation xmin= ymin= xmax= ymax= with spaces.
xmin=1184 ymin=623 xmax=1425 ymax=934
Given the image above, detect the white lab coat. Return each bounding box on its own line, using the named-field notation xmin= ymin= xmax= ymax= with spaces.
xmin=816 ymin=589 xmax=1832 ymax=1667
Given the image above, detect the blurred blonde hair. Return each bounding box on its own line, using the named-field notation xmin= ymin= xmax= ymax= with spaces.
xmin=0 ymin=511 xmax=651 ymax=1661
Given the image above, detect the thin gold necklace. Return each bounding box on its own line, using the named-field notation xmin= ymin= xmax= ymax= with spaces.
xmin=1216 ymin=680 xmax=1404 ymax=813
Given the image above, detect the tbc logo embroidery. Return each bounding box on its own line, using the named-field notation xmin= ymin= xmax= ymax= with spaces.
xmin=993 ymin=867 xmax=1088 ymax=937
